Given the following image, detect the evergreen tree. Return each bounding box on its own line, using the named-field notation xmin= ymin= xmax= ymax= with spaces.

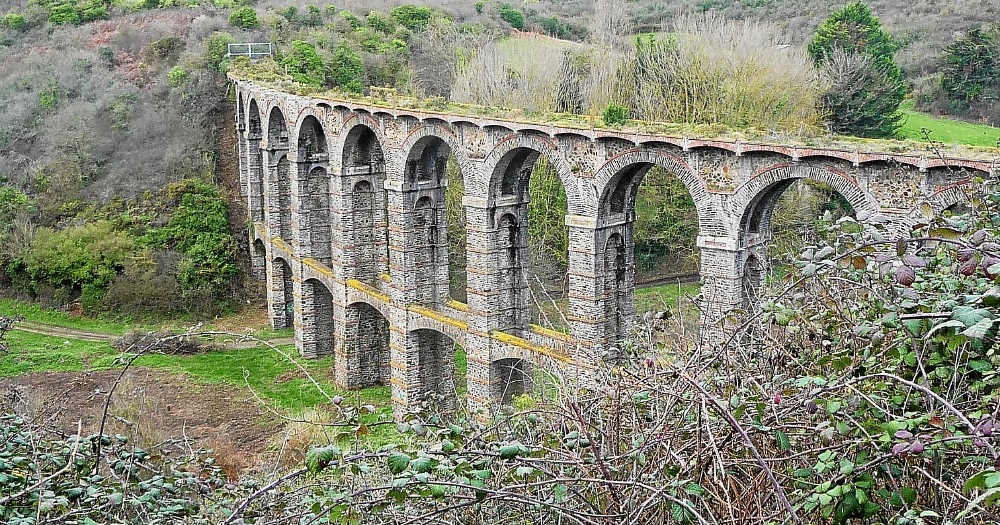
xmin=808 ymin=2 xmax=906 ymax=138
xmin=941 ymin=25 xmax=1000 ymax=112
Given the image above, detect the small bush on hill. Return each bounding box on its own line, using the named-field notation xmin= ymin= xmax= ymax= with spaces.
xmin=330 ymin=41 xmax=364 ymax=93
xmin=497 ymin=3 xmax=524 ymax=30
xmin=390 ymin=4 xmax=432 ymax=31
xmin=279 ymin=40 xmax=325 ymax=87
xmin=228 ymin=6 xmax=258 ymax=29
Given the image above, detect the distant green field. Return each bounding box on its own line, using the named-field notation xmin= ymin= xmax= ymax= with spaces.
xmin=896 ymin=103 xmax=1000 ymax=147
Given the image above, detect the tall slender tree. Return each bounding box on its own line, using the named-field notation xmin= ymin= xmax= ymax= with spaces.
xmin=808 ymin=2 xmax=906 ymax=138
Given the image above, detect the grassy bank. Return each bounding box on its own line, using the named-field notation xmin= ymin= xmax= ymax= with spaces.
xmin=896 ymin=102 xmax=1000 ymax=147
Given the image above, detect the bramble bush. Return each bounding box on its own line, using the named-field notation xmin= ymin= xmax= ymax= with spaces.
xmin=228 ymin=6 xmax=258 ymax=30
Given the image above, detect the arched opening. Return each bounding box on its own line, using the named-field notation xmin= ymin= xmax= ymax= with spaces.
xmin=298 ymin=115 xmax=327 ymax=162
xmin=598 ymin=158 xmax=700 ymax=342
xmin=251 ymin=239 xmax=266 ymax=280
xmin=268 ymin=107 xmax=292 ymax=242
xmin=343 ymin=125 xmax=388 ymax=287
xmin=302 ymin=279 xmax=334 ymax=358
xmin=268 ymin=107 xmax=289 ymax=149
xmin=343 ymin=302 xmax=390 ymax=388
xmin=739 ymin=175 xmax=858 ymax=306
xmin=491 ymin=358 xmax=532 ymax=404
xmin=405 ymin=135 xmax=467 ymax=304
xmin=410 ymin=329 xmax=457 ymax=412
xmin=413 ymin=196 xmax=446 ymax=307
xmin=306 ymin=167 xmax=331 ymax=266
xmin=271 ymin=257 xmax=294 ymax=329
xmin=488 ymin=146 xmax=569 ymax=334
xmin=742 ymin=253 xmax=764 ymax=310
xmin=604 ymin=233 xmax=628 ymax=346
xmin=247 ymin=99 xmax=265 ymax=223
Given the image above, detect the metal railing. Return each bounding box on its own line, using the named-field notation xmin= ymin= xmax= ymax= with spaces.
xmin=227 ymin=43 xmax=272 ymax=60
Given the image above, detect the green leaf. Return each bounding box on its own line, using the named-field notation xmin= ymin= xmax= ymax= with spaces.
xmin=305 ymin=445 xmax=340 ymax=474
xmin=969 ymin=360 xmax=993 ymax=372
xmin=387 ymin=453 xmax=411 ymax=475
xmin=410 ymin=457 xmax=433 ymax=474
xmin=826 ymin=400 xmax=842 ymax=414
xmin=953 ymin=306 xmax=992 ymax=327
xmin=775 ymin=430 xmax=791 ymax=452
xmin=515 ymin=466 xmax=535 ymax=477
xmin=498 ymin=443 xmax=526 ymax=460
xmin=964 ymin=317 xmax=995 ymax=339
xmin=684 ymin=483 xmax=705 ymax=497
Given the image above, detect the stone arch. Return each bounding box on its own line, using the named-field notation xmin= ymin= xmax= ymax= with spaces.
xmin=237 ymin=94 xmax=246 ymax=131
xmin=496 ymin=212 xmax=527 ymax=331
xmin=594 ymin=148 xmax=714 ymax=230
xmin=413 ymin=195 xmax=446 ymax=307
xmin=246 ymin=98 xmax=265 ymax=223
xmin=251 ymin=239 xmax=266 ymax=280
xmin=350 ymin=179 xmax=386 ymax=286
xmin=338 ymin=116 xmax=389 ymax=175
xmin=305 ymin=166 xmax=332 ymax=266
xmin=301 ymin=278 xmax=335 ymax=358
xmin=742 ymin=252 xmax=764 ymax=309
xmin=407 ymin=328 xmax=458 ymax=411
xmin=267 ymin=105 xmax=290 ymax=149
xmin=340 ymin=301 xmax=391 ymax=389
xmin=400 ymin=126 xmax=473 ymax=184
xmin=483 ymin=133 xmax=579 ymax=211
xmin=490 ymin=358 xmax=533 ymax=404
xmin=270 ymin=256 xmax=295 ymax=329
xmin=247 ymin=97 xmax=263 ymax=137
xmin=403 ymin=135 xmax=451 ymax=184
xmin=733 ymin=164 xmax=877 ymax=239
xmin=296 ymin=113 xmax=328 ymax=162
xmin=603 ymin=232 xmax=628 ymax=346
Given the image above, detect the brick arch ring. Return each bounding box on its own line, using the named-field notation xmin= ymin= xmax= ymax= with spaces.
xmin=333 ymin=113 xmax=394 ymax=174
xmin=591 ymin=148 xmax=719 ymax=229
xmin=729 ymin=163 xmax=880 ymax=229
xmin=481 ymin=133 xmax=582 ymax=214
xmin=398 ymin=125 xmax=476 ymax=186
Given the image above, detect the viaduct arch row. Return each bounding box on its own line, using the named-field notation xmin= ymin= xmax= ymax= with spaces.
xmin=232 ymin=78 xmax=998 ymax=419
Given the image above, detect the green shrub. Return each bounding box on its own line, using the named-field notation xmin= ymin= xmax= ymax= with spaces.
xmin=229 ymin=6 xmax=258 ymax=29
xmin=25 ymin=221 xmax=135 ymax=311
xmin=366 ymin=10 xmax=394 ymax=33
xmin=47 ymin=2 xmax=80 ymax=25
xmin=390 ymin=4 xmax=432 ymax=31
xmin=279 ymin=40 xmax=325 ymax=87
xmin=77 ymin=0 xmax=108 ymax=22
xmin=38 ymin=83 xmax=58 ymax=110
xmin=167 ymin=66 xmax=189 ymax=86
xmin=602 ymin=104 xmax=629 ymax=125
xmin=497 ymin=4 xmax=523 ymax=30
xmin=330 ymin=41 xmax=364 ymax=93
xmin=302 ymin=5 xmax=322 ymax=27
xmin=139 ymin=179 xmax=238 ymax=297
xmin=206 ymin=31 xmax=235 ymax=72
xmin=340 ymin=9 xmax=361 ymax=29
xmin=2 ymin=13 xmax=26 ymax=30
xmin=475 ymin=1 xmax=484 ymax=14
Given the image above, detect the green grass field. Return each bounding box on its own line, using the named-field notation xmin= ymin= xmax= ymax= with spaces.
xmin=896 ymin=102 xmax=1000 ymax=147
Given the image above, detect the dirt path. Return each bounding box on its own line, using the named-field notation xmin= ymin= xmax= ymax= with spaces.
xmin=12 ymin=321 xmax=295 ymax=348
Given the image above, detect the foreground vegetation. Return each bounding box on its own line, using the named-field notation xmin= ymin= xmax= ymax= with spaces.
xmin=8 ymin=179 xmax=1000 ymax=522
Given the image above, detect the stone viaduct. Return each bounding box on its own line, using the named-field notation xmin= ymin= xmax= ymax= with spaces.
xmin=231 ymin=77 xmax=998 ymax=418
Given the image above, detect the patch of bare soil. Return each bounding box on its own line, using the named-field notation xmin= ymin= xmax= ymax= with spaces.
xmin=1 ymin=369 xmax=283 ymax=478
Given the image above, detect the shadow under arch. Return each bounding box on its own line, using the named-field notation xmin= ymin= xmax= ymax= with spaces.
xmin=593 ymin=151 xmax=706 ymax=345
xmin=340 ymin=301 xmax=391 ymax=389
xmin=301 ymin=278 xmax=335 ymax=358
xmin=342 ymin=124 xmax=389 ymax=288
xmin=407 ymin=328 xmax=458 ymax=412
